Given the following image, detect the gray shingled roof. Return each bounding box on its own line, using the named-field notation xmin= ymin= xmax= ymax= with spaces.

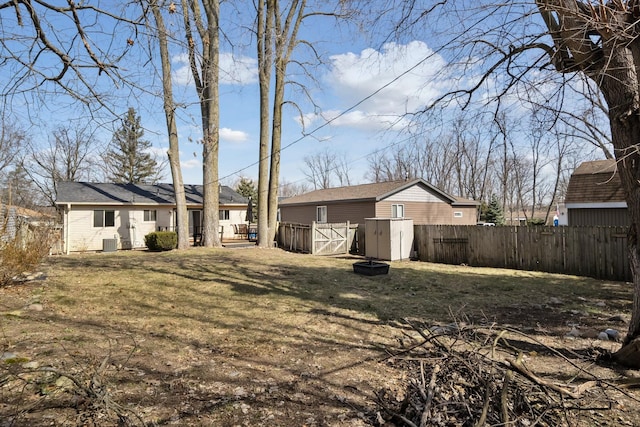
xmin=279 ymin=179 xmax=478 ymax=206
xmin=55 ymin=182 xmax=248 ymax=206
xmin=565 ymin=160 xmax=626 ymax=204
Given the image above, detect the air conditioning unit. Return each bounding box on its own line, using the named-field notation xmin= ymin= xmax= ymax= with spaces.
xmin=103 ymin=238 xmax=118 ymax=252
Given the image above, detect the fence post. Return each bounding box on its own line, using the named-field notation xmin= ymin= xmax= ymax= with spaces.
xmin=346 ymin=221 xmax=350 ymax=254
xmin=311 ymin=221 xmax=316 ymax=255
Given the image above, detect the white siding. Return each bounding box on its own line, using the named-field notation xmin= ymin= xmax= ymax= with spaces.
xmin=384 ymin=186 xmax=447 ymax=203
xmin=65 ymin=204 xmax=248 ymax=251
xmin=67 ymin=206 xmax=119 ymax=252
xmin=66 ymin=205 xmax=174 ymax=252
xmin=219 ymin=208 xmax=247 ymax=238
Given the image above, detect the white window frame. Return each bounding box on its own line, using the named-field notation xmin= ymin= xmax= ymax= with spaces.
xmin=219 ymin=209 xmax=230 ymax=221
xmin=143 ymin=209 xmax=157 ymax=222
xmin=392 ymin=204 xmax=405 ymax=218
xmin=316 ymin=206 xmax=327 ymax=223
xmin=93 ymin=210 xmax=115 ymax=228
xmin=453 ymin=211 xmax=463 ymax=218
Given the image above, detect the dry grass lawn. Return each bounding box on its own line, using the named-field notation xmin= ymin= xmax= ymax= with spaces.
xmin=1 ymin=247 xmax=638 ymax=426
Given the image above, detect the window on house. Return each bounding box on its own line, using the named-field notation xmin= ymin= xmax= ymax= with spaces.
xmin=316 ymin=206 xmax=327 ymax=223
xmin=392 ymin=204 xmax=404 ymax=218
xmin=219 ymin=209 xmax=230 ymax=220
xmin=144 ymin=209 xmax=157 ymax=221
xmin=93 ymin=210 xmax=115 ymax=227
xmin=454 ymin=211 xmax=463 ymax=218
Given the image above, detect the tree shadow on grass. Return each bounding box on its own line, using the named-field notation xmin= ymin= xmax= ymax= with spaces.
xmin=22 ymin=249 xmax=634 ymax=424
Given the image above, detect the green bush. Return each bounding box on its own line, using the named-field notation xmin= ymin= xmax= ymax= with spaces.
xmin=144 ymin=231 xmax=177 ymax=251
xmin=526 ymin=218 xmax=546 ymax=226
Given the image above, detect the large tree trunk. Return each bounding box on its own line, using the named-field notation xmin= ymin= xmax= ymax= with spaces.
xmin=200 ymin=0 xmax=221 ymax=248
xmin=256 ymin=0 xmax=273 ymax=248
xmin=151 ymin=1 xmax=189 ymax=250
xmin=266 ymin=0 xmax=305 ymax=244
xmin=606 ymin=82 xmax=640 ymax=367
xmin=536 ymin=0 xmax=640 ymax=366
xmin=180 ymin=0 xmax=221 ymax=248
xmin=597 ymin=39 xmax=640 ymax=367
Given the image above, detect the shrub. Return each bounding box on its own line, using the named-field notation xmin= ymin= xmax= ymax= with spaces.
xmin=144 ymin=231 xmax=177 ymax=251
xmin=526 ymin=218 xmax=546 ymax=226
xmin=0 ymin=225 xmax=54 ymax=286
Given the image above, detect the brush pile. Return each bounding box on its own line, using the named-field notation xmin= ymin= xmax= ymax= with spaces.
xmin=375 ymin=319 xmax=637 ymax=427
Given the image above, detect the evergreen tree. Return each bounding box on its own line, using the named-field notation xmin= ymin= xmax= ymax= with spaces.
xmin=235 ymin=177 xmax=258 ymax=222
xmin=235 ymin=177 xmax=258 ymax=201
xmin=484 ymin=195 xmax=505 ymax=225
xmin=105 ymin=108 xmax=160 ymax=184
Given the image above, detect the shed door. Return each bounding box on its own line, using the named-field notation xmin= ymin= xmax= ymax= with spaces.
xmin=378 ymin=220 xmax=391 ymax=260
xmin=365 ymin=219 xmax=378 ymax=259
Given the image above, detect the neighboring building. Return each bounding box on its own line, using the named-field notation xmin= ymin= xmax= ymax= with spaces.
xmin=55 ymin=182 xmax=248 ymax=253
xmin=564 ymin=159 xmax=629 ymax=226
xmin=278 ymin=179 xmax=479 ymax=225
xmin=0 ymin=204 xmax=58 ymax=251
xmin=502 ymin=207 xmax=566 ymax=226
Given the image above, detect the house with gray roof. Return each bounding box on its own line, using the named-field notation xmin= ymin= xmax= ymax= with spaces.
xmin=278 ymin=179 xmax=479 ymax=226
xmin=55 ymin=182 xmax=248 ymax=253
xmin=564 ymin=159 xmax=629 ymax=226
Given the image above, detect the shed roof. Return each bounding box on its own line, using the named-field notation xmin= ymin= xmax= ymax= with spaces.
xmin=564 ymin=160 xmax=626 ymax=204
xmin=279 ymin=179 xmax=478 ymax=206
xmin=55 ymin=182 xmax=248 ymax=206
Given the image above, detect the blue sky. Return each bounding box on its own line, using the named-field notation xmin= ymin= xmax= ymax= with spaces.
xmin=144 ymin=38 xmax=463 ymax=187
xmin=109 ymin=2 xmax=478 ymax=188
xmin=2 ymin=2 xmax=604 ymax=194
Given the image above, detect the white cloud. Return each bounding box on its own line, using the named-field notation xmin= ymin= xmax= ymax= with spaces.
xmin=220 ymin=53 xmax=258 ymax=85
xmin=172 ymin=52 xmax=258 ymax=86
xmin=171 ymin=53 xmax=192 ymax=86
xmin=220 ymin=127 xmax=249 ymax=143
xmin=181 ymin=157 xmax=201 ymax=169
xmin=309 ymin=41 xmax=457 ymax=130
xmin=304 ymin=109 xmax=411 ymax=132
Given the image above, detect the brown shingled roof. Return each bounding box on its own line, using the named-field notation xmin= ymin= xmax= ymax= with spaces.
xmin=279 ymin=179 xmax=478 ymax=206
xmin=565 ymin=159 xmax=626 ymax=204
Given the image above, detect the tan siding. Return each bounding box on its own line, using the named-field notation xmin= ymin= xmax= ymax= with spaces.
xmin=280 ymin=205 xmax=317 ymax=224
xmin=385 ymin=186 xmax=447 ymax=203
xmin=326 ymin=202 xmax=375 ymax=224
xmin=281 ymin=194 xmax=477 ymax=226
xmin=376 ymin=201 xmax=476 ymax=225
xmin=280 ymin=202 xmax=374 ymax=225
xmin=451 ymin=207 xmax=477 ymax=225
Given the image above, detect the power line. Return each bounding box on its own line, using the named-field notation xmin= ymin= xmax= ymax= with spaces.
xmin=217 ymin=51 xmax=437 ymax=184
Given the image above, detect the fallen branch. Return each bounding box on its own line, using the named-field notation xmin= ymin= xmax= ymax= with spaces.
xmin=377 ymin=321 xmax=626 ymax=426
xmin=505 ymin=357 xmax=582 ymax=399
xmin=419 ymin=363 xmax=439 ymax=427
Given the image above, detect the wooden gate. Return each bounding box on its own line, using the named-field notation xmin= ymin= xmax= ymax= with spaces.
xmin=277 ymin=222 xmax=357 ymax=255
xmin=312 ymin=222 xmax=350 ymax=255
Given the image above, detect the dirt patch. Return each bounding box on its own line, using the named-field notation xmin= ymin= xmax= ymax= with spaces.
xmin=0 ymin=248 xmax=638 ymax=426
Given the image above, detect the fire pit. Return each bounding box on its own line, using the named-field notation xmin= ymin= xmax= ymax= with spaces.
xmin=352 ymin=259 xmax=390 ymax=276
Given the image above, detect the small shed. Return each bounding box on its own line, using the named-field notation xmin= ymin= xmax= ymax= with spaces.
xmin=365 ymin=218 xmax=414 ymax=261
xmin=564 ymin=160 xmax=629 ymax=226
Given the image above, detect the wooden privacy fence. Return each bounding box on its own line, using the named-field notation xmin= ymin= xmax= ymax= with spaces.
xmin=278 ymin=222 xmax=358 ymax=255
xmin=414 ymin=225 xmax=631 ymax=282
